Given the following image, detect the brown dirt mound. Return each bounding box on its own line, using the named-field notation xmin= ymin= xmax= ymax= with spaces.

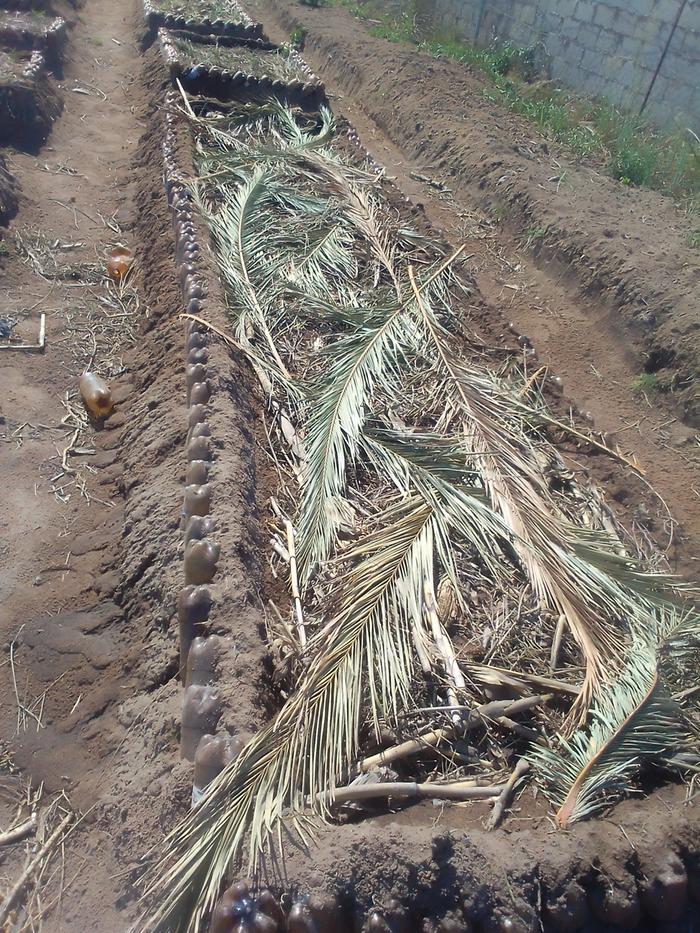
xmin=0 ymin=150 xmax=18 ymax=223
xmin=248 ymin=0 xmax=699 ymax=429
xmin=0 ymin=49 xmax=62 ymax=147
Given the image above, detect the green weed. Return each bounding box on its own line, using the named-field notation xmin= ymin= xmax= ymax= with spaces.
xmin=521 ymin=226 xmax=548 ymax=248
xmin=324 ymin=0 xmax=699 ymax=212
xmin=631 ymin=373 xmax=662 ymax=395
xmin=290 ymin=25 xmax=308 ymax=49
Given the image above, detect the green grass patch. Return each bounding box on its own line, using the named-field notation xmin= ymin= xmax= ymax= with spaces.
xmin=290 ymin=25 xmax=308 ymax=49
xmin=320 ymin=0 xmax=699 ymax=213
xmin=632 ymin=373 xmax=663 ymax=395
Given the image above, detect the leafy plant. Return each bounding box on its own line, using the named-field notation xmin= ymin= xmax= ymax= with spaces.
xmin=632 ymin=372 xmax=661 ymax=394
xmin=289 ymin=25 xmax=307 ymax=49
xmin=330 ymin=0 xmax=699 ymax=209
xmin=531 ymin=613 xmax=700 ymax=826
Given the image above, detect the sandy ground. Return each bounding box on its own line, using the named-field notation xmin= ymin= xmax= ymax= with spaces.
xmin=0 ymin=0 xmax=698 ymax=928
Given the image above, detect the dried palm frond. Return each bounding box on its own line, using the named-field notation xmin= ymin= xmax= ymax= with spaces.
xmin=193 ymin=168 xmax=289 ymax=374
xmin=294 ymin=253 xmax=463 ymax=581
xmin=530 ymin=611 xmax=700 ymax=826
xmin=156 ymin=96 xmax=700 ymax=933
xmin=296 ymin=304 xmax=419 ymax=581
xmin=141 ymin=498 xmax=468 ymax=931
xmin=409 ymin=269 xmax=626 ymax=724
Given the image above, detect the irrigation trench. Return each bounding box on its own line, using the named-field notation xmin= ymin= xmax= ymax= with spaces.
xmin=0 ymin=0 xmax=698 ymax=930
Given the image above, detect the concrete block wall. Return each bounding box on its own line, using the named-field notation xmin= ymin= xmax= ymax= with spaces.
xmin=416 ymin=0 xmax=699 ymax=129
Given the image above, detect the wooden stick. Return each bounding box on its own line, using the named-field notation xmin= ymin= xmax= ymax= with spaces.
xmin=519 ymin=365 xmax=548 ymax=398
xmin=423 ymin=579 xmax=465 ymax=724
xmin=323 ymin=780 xmax=505 ymax=806
xmin=359 ymin=727 xmax=452 ymax=773
xmin=358 ymin=695 xmax=549 ymax=772
xmin=0 ymin=811 xmax=73 ymax=924
xmin=486 ymin=758 xmax=530 ymax=830
xmin=0 ymin=814 xmax=36 ymax=846
xmin=285 ymin=520 xmax=306 ymax=649
xmin=468 ymin=662 xmax=579 ymax=697
xmin=549 ymin=613 xmax=566 ymax=673
xmin=535 ymin=408 xmax=644 ymax=475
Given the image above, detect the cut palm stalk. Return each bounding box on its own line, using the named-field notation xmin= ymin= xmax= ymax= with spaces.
xmin=549 ymin=613 xmax=566 ymax=672
xmin=359 ymin=727 xmax=452 ymax=773
xmin=285 ymin=519 xmax=306 ymax=649
xmin=322 ymin=781 xmax=505 ymax=806
xmin=270 ymin=535 xmax=290 ymax=562
xmin=468 ymin=662 xmax=579 ymax=697
xmin=0 ymin=814 xmax=36 ymax=846
xmin=358 ymin=695 xmax=548 ymax=772
xmin=486 ymin=758 xmax=530 ymax=830
xmin=423 ymin=578 xmax=466 ymax=724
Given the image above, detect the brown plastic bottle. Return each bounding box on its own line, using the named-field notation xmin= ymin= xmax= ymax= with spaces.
xmin=183 ymin=483 xmax=212 ymax=519
xmin=188 ymin=404 xmax=207 ymax=429
xmin=191 ymin=731 xmax=244 ymax=805
xmin=79 ymin=371 xmax=114 ymax=419
xmin=180 ymin=685 xmax=221 ymax=760
xmin=178 ymin=584 xmax=212 ymax=676
xmin=106 ymin=244 xmax=134 ymax=282
xmin=183 ymin=514 xmax=216 ymax=545
xmin=186 ymin=459 xmax=210 ymax=486
xmin=189 ymin=381 xmax=210 ymax=405
xmin=185 ymin=634 xmax=221 ymax=687
xmin=184 ymin=538 xmax=219 ymax=585
xmin=210 ymin=882 xmax=283 ymax=933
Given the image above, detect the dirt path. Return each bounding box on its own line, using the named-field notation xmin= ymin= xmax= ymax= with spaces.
xmin=0 ymin=0 xmax=146 ymax=924
xmin=247 ymin=0 xmax=700 ymax=579
xmin=0 ymin=0 xmax=143 ymax=629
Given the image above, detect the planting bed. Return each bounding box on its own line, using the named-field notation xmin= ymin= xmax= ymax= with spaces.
xmin=0 ymin=0 xmax=699 ymax=931
xmin=0 ymin=48 xmax=62 ymax=146
xmin=0 ymin=150 xmax=18 ymax=222
xmin=0 ymin=11 xmax=67 ymax=67
xmin=159 ymin=29 xmax=322 ymax=100
xmin=129 ymin=16 xmax=700 ymax=933
xmin=143 ymin=0 xmax=262 ymax=40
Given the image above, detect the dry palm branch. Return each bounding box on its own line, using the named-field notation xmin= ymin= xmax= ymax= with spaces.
xmin=141 ymin=99 xmax=700 ymax=930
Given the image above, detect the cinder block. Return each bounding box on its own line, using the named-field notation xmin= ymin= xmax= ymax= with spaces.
xmin=593 ymin=3 xmax=616 ymax=29
xmin=553 ymin=0 xmax=579 ymax=18
xmin=652 ymin=0 xmax=687 ymax=24
xmin=677 ymin=1 xmax=700 ymax=33
xmin=618 ymin=33 xmax=643 ymax=58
